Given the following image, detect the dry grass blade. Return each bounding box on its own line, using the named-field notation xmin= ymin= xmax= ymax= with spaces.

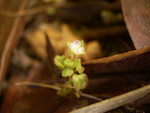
xmin=71 ymin=84 xmax=150 ymax=113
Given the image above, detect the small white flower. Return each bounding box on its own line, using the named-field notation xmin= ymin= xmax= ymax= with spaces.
xmin=69 ymin=40 xmax=85 ymax=55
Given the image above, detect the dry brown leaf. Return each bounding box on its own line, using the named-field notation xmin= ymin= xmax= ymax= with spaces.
xmin=83 ymin=46 xmax=150 ymax=76
xmin=83 ymin=41 xmax=103 ymax=61
xmin=25 ymin=23 xmax=80 ymax=59
xmin=121 ymin=0 xmax=150 ymax=49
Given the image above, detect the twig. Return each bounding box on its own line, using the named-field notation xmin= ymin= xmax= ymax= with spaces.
xmin=0 ymin=0 xmax=27 ymax=94
xmin=15 ymin=81 xmax=102 ymax=101
xmin=71 ymin=84 xmax=150 ymax=113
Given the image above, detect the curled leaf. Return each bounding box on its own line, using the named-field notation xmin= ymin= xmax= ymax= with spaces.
xmin=76 ymin=66 xmax=85 ymax=74
xmin=72 ymin=74 xmax=88 ymax=91
xmin=62 ymin=68 xmax=74 ymax=77
xmin=54 ymin=55 xmax=66 ymax=69
xmin=64 ymin=59 xmax=74 ymax=68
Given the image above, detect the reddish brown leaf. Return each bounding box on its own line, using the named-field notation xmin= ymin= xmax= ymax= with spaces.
xmin=83 ymin=26 xmax=129 ymax=41
xmin=86 ymin=73 xmax=150 ymax=98
xmin=45 ymin=33 xmax=60 ymax=77
xmin=121 ymin=0 xmax=150 ymax=49
xmin=0 ymin=62 xmax=42 ymax=113
xmin=83 ymin=47 xmax=150 ymax=76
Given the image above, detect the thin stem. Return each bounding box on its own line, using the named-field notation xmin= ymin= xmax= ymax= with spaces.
xmin=15 ymin=82 xmax=61 ymax=90
xmin=80 ymin=92 xmax=102 ymax=101
xmin=15 ymin=81 xmax=102 ymax=101
xmin=74 ymin=54 xmax=76 ymax=61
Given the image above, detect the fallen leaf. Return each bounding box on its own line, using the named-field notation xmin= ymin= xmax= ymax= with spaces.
xmin=83 ymin=46 xmax=150 ymax=76
xmin=121 ymin=0 xmax=150 ymax=49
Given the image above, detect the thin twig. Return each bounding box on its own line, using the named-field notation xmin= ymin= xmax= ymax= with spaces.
xmin=0 ymin=0 xmax=27 ymax=94
xmin=15 ymin=81 xmax=102 ymax=101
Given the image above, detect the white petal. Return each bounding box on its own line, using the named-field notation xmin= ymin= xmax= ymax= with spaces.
xmin=73 ymin=40 xmax=81 ymax=48
xmin=70 ymin=43 xmax=75 ymax=49
xmin=76 ymin=47 xmax=84 ymax=54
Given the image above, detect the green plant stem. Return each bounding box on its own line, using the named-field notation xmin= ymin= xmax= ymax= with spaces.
xmin=80 ymin=92 xmax=102 ymax=101
xmin=15 ymin=81 xmax=102 ymax=101
xmin=74 ymin=54 xmax=76 ymax=60
xmin=15 ymin=82 xmax=61 ymax=90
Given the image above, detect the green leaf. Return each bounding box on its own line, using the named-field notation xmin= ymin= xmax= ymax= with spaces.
xmin=80 ymin=40 xmax=84 ymax=47
xmin=57 ymin=87 xmax=72 ymax=96
xmin=76 ymin=66 xmax=85 ymax=74
xmin=67 ymin=42 xmax=71 ymax=49
xmin=75 ymin=92 xmax=80 ymax=98
xmin=54 ymin=55 xmax=66 ymax=69
xmin=63 ymin=59 xmax=74 ymax=68
xmin=74 ymin=58 xmax=84 ymax=73
xmin=62 ymin=68 xmax=74 ymax=77
xmin=72 ymin=74 xmax=88 ymax=91
xmin=65 ymin=80 xmax=73 ymax=87
xmin=74 ymin=58 xmax=81 ymax=68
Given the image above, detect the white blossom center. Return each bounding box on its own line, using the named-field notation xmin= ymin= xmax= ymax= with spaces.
xmin=70 ymin=40 xmax=84 ymax=54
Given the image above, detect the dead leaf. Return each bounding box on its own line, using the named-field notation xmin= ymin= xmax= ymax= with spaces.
xmin=25 ymin=23 xmax=79 ymax=59
xmin=0 ymin=61 xmax=42 ymax=113
xmin=83 ymin=41 xmax=103 ymax=61
xmin=83 ymin=46 xmax=150 ymax=76
xmin=121 ymin=0 xmax=150 ymax=49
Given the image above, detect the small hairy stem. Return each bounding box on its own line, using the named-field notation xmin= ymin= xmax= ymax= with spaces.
xmin=15 ymin=81 xmax=102 ymax=101
xmin=15 ymin=82 xmax=61 ymax=90
xmin=80 ymin=92 xmax=102 ymax=101
xmin=74 ymin=54 xmax=76 ymax=60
